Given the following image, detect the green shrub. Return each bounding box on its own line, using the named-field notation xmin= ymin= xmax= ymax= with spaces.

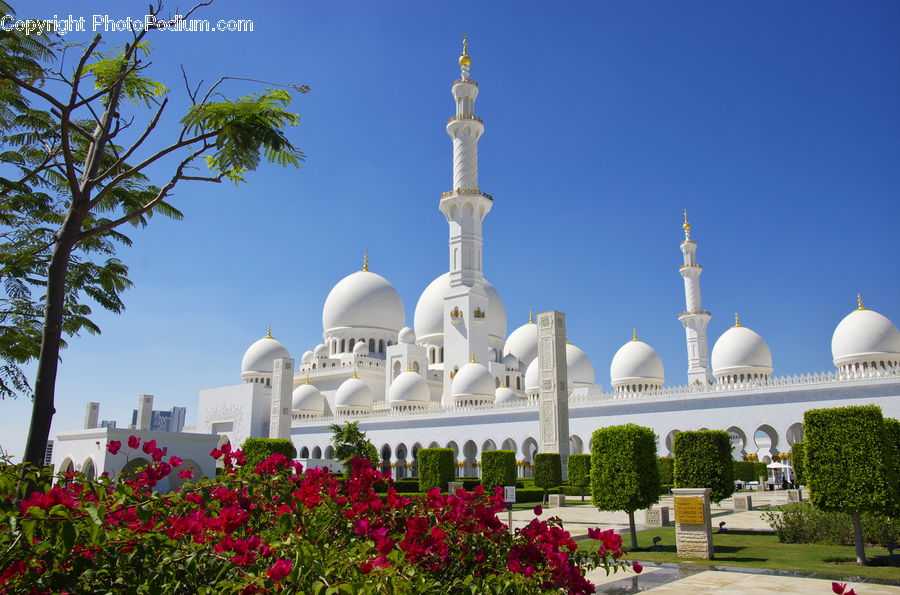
xmin=660 ymin=484 xmax=673 ymax=495
xmin=481 ymin=450 xmax=516 ymax=491
xmin=240 ymin=438 xmax=296 ymax=473
xmin=732 ymin=460 xmax=758 ymax=483
xmin=790 ymin=442 xmax=806 ymax=486
xmin=567 ymin=454 xmax=591 ymax=501
xmin=417 ymin=448 xmax=455 ymax=492
xmin=673 ymin=430 xmax=734 ymax=503
xmin=454 ymin=477 xmax=482 ymax=490
xmin=764 ymin=502 xmax=900 ymax=548
xmin=752 ymin=461 xmax=768 ymax=480
xmin=392 ymin=478 xmax=421 ymax=493
xmin=657 ymin=456 xmax=674 ymax=486
xmin=884 ymin=418 xmax=900 ymax=517
xmin=514 ymin=488 xmax=546 ymax=503
xmin=533 ymin=454 xmax=562 ymax=495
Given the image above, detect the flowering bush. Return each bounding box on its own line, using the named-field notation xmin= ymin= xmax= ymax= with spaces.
xmin=0 ymin=438 xmax=637 ymax=593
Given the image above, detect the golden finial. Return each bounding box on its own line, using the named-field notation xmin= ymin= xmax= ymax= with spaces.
xmin=632 ymin=328 xmax=638 ymax=341
xmin=352 ymin=368 xmax=358 ymax=379
xmin=470 ymin=352 xmax=476 ymax=363
xmin=682 ymin=209 xmax=691 ymax=232
xmin=305 ymin=374 xmax=310 ymax=385
xmin=264 ymin=325 xmax=273 ymax=339
xmin=857 ymin=293 xmax=866 ymax=311
xmin=362 ymin=249 xmax=369 ymax=272
xmin=734 ymin=312 xmax=742 ymax=327
xmin=407 ymin=360 xmax=413 ymax=372
xmin=459 ymin=35 xmax=471 ymax=67
xmin=529 ymin=307 xmax=534 ymax=324
xmin=499 ymin=378 xmax=506 ymax=388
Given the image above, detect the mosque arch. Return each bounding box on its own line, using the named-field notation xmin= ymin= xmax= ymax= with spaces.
xmin=58 ymin=458 xmax=74 ymax=477
xmin=495 ymin=377 xmax=500 ymax=388
xmin=428 ymin=441 xmax=440 ymax=448
xmin=81 ymin=458 xmax=96 ymax=480
xmin=369 ymin=338 xmax=376 ymax=352
xmin=726 ymin=426 xmax=748 ymax=460
xmin=411 ymin=443 xmax=422 ymax=477
xmin=379 ymin=339 xmax=384 ymax=353
xmin=445 ymin=440 xmax=459 ymax=460
xmin=462 ymin=440 xmax=478 ymax=477
xmin=380 ymin=444 xmax=392 ymax=476
xmin=786 ymin=423 xmax=804 ymax=445
xmin=753 ymin=425 xmax=779 ymax=462
xmin=482 ymin=439 xmax=497 ymax=454
xmin=348 ymin=338 xmax=355 ymax=351
xmin=395 ymin=443 xmax=408 ymax=479
xmin=121 ymin=457 xmax=150 ymax=480
xmin=500 ymin=437 xmax=517 ymax=456
xmin=412 ymin=361 xmax=420 ymax=373
xmin=340 ymin=339 xmax=346 ymax=352
xmin=311 ymin=446 xmax=322 ymax=459
xmin=169 ymin=458 xmax=202 ymax=490
xmin=664 ymin=429 xmax=680 ymax=458
xmin=299 ymin=446 xmax=310 ymax=458
xmin=569 ymin=435 xmax=584 ymax=455
xmin=521 ymin=437 xmax=538 ymax=478
xmin=440 ymin=347 xmax=444 ymax=363
xmin=516 ymin=377 xmax=521 ymax=390
xmin=393 ymin=360 xmax=401 ymax=380
xmin=324 ymin=445 xmax=335 ymax=459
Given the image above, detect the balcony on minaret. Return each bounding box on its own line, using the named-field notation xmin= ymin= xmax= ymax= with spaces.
xmin=450 ymin=306 xmax=463 ymax=323
xmin=440 ymin=188 xmax=492 ymax=201
xmin=473 ymin=308 xmax=485 ymax=320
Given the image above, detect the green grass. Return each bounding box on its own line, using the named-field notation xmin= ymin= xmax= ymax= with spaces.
xmin=578 ymin=527 xmax=900 ymax=581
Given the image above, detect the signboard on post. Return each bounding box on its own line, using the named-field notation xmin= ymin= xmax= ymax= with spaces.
xmin=674 ymin=496 xmax=705 ymax=524
xmin=503 ymin=486 xmax=516 ymax=503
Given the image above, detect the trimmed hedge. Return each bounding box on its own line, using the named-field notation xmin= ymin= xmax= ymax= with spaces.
xmin=791 ymin=442 xmax=806 ymax=486
xmin=533 ymin=454 xmax=562 ymax=493
xmin=417 ymin=448 xmax=455 ymax=492
xmin=885 ymin=418 xmax=900 ymax=517
xmin=753 ymin=461 xmax=768 ymax=480
xmin=392 ymin=479 xmax=421 ymax=493
xmin=657 ymin=457 xmax=674 ymax=486
xmin=515 ymin=488 xmax=546 ymax=503
xmin=567 ymin=454 xmax=591 ymax=501
xmin=732 ymin=460 xmax=757 ymax=483
xmin=481 ymin=450 xmax=516 ymax=491
xmin=240 ymin=438 xmax=296 ymax=471
xmin=590 ymin=424 xmax=660 ymax=515
xmin=673 ymin=430 xmax=734 ymax=503
xmin=455 ymin=478 xmax=481 ymax=490
xmin=804 ymin=405 xmax=896 ymax=516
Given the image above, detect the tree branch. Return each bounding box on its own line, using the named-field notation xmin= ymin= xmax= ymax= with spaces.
xmin=92 ymin=97 xmax=169 ymax=183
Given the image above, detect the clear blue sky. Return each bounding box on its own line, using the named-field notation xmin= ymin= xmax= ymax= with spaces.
xmin=3 ymin=0 xmax=899 ymax=460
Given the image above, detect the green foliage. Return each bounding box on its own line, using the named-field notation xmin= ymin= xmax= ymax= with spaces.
xmin=804 ymin=405 xmax=897 ymax=515
xmin=791 ymin=442 xmax=806 ymax=486
xmin=417 ymin=448 xmax=455 ymax=492
xmin=764 ymin=502 xmax=899 ymax=548
xmin=673 ymin=430 xmax=735 ymax=503
xmin=590 ymin=424 xmax=660 ymax=514
xmin=328 ymin=422 xmax=378 ymax=467
xmin=240 ymin=438 xmax=296 ymax=471
xmin=733 ymin=460 xmax=759 ymax=483
xmin=515 ymin=488 xmax=547 ymax=503
xmin=657 ymin=457 xmax=674 ymax=485
xmin=481 ymin=450 xmax=516 ymax=491
xmin=533 ymin=454 xmax=562 ymax=492
xmin=567 ymin=454 xmax=591 ymax=500
xmin=753 ymin=461 xmax=768 ymax=479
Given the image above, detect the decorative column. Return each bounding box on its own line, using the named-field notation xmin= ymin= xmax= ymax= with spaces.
xmin=678 ymin=210 xmax=713 ymax=385
xmin=269 ymin=356 xmax=294 ymax=439
xmin=537 ymin=311 xmax=570 ymax=479
xmin=441 ymin=37 xmax=493 ymax=402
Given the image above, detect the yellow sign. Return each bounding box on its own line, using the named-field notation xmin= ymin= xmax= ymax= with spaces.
xmin=674 ymin=496 xmax=705 ymax=525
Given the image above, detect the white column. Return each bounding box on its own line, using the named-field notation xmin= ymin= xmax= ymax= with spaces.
xmin=678 ymin=212 xmax=712 ymax=385
xmin=537 ymin=311 xmax=570 ymax=479
xmin=270 ymin=357 xmax=294 ymax=440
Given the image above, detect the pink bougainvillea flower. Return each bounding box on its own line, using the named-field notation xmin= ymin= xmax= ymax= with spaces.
xmin=533 ymin=505 xmax=542 ymax=516
xmin=127 ymin=435 xmax=140 ymax=449
xmin=266 ymin=558 xmax=292 ymax=583
xmin=360 ymin=561 xmax=373 ymax=575
xmin=169 ymin=456 xmax=183 ymax=467
xmin=833 ymin=584 xmax=846 ymax=595
xmin=632 ymin=561 xmax=643 ymax=574
xmin=106 ymin=440 xmax=121 ymax=455
xmin=210 ymin=448 xmax=222 ymax=460
xmin=141 ymin=439 xmax=157 ymax=455
xmin=177 ymin=468 xmax=194 ymax=480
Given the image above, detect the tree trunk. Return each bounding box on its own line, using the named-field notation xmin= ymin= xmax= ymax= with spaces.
xmin=628 ymin=510 xmax=638 ymax=550
xmin=22 ymin=213 xmax=82 ymax=467
xmin=850 ymin=511 xmax=867 ymax=565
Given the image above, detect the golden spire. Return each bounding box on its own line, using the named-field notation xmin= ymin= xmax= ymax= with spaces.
xmin=632 ymin=328 xmax=638 ymax=341
xmin=470 ymin=352 xmax=476 ymax=363
xmin=529 ymin=307 xmax=534 ymax=324
xmin=857 ymin=293 xmax=866 ymax=311
xmin=264 ymin=325 xmax=273 ymax=339
xmin=407 ymin=360 xmax=413 ymax=372
xmin=305 ymin=374 xmax=310 ymax=384
xmin=352 ymin=368 xmax=358 ymax=379
xmin=459 ymin=35 xmax=471 ymax=67
xmin=362 ymin=249 xmax=369 ymax=272
xmin=682 ymin=209 xmax=691 ymax=232
xmin=734 ymin=312 xmax=742 ymax=327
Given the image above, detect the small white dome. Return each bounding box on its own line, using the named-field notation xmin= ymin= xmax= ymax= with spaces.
xmin=352 ymin=341 xmax=369 ymax=355
xmin=711 ymin=323 xmax=773 ymax=380
xmin=524 ymin=359 xmax=539 ymax=392
xmin=241 ymin=334 xmax=290 ymax=375
xmin=398 ymin=326 xmax=416 ymax=344
xmin=335 ymin=376 xmax=373 ymax=411
xmin=831 ymin=306 xmax=900 ymax=368
xmin=503 ymin=321 xmax=537 ymax=366
xmin=388 ymin=370 xmax=430 ymax=406
xmin=495 ymin=386 xmax=522 ymax=404
xmin=292 ymin=382 xmax=324 ymax=413
xmin=323 ymin=270 xmax=404 ymax=333
xmin=314 ymin=343 xmax=328 ymax=357
xmin=301 ymin=350 xmax=314 ymax=364
xmin=610 ymin=339 xmax=664 ymax=388
xmin=451 ymin=362 xmax=495 ymax=400
xmin=566 ymin=343 xmax=595 ymax=385
xmin=413 ymin=273 xmax=506 ymax=343
xmin=502 ymin=353 xmax=519 ymax=369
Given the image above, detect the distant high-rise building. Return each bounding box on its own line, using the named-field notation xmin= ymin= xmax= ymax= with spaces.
xmin=130 ymin=405 xmax=188 ymax=432
xmin=100 ymin=420 xmax=117 ymax=429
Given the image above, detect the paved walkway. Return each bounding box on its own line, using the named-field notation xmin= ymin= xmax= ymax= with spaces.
xmin=508 ymin=492 xmax=900 ymax=594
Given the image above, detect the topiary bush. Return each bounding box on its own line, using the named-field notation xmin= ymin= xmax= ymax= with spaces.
xmin=657 ymin=456 xmax=674 ymax=486
xmin=417 ymin=448 xmax=455 ymax=492
xmin=673 ymin=430 xmax=734 ymax=503
xmin=240 ymin=438 xmax=296 ymax=474
xmin=790 ymin=442 xmax=806 ymax=486
xmin=515 ymin=488 xmax=547 ymax=503
xmin=481 ymin=450 xmax=516 ymax=491
xmin=533 ymin=453 xmax=562 ymax=502
xmin=732 ymin=460 xmax=758 ymax=483
xmin=567 ymin=454 xmax=591 ymax=501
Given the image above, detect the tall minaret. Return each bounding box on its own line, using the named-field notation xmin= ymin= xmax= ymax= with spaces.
xmin=678 ymin=210 xmax=713 ymax=384
xmin=439 ymin=37 xmax=493 ymax=403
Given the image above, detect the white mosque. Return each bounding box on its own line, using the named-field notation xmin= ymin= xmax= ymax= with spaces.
xmin=54 ymin=42 xmax=900 ymax=483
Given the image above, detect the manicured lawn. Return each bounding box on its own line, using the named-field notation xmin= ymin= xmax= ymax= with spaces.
xmin=577 ymin=527 xmax=900 ymax=581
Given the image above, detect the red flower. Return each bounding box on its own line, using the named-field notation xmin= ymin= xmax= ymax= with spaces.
xmin=106 ymin=440 xmax=121 ymax=455
xmin=177 ymin=468 xmax=194 ymax=480
xmin=360 ymin=561 xmax=373 ymax=574
xmin=266 ymin=558 xmax=292 ymax=583
xmin=142 ymin=439 xmax=157 ymax=455
xmin=210 ymin=448 xmax=222 ymax=460
xmin=169 ymin=456 xmax=183 ymax=467
xmin=533 ymin=505 xmax=542 ymax=516
xmin=127 ymin=436 xmax=140 ymax=449
xmin=833 ymin=584 xmax=846 ymax=595
xmin=632 ymin=561 xmax=643 ymax=574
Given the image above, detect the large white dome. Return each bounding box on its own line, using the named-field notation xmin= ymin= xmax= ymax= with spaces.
xmin=388 ymin=371 xmax=430 ymax=406
xmin=610 ymin=339 xmax=664 ymax=388
xmin=711 ymin=323 xmax=773 ymax=380
xmin=413 ymin=273 xmax=506 ymax=343
xmin=451 ymin=362 xmax=495 ymax=400
xmin=566 ymin=343 xmax=595 ymax=385
xmin=335 ymin=376 xmax=373 ymax=411
xmin=322 ymin=270 xmax=405 ymax=333
xmin=241 ymin=334 xmax=290 ymax=375
xmin=292 ymin=382 xmax=324 ymax=414
xmin=503 ymin=321 xmax=537 ymax=366
xmin=524 ymin=358 xmax=539 ymax=392
xmin=831 ymin=306 xmax=900 ymax=368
